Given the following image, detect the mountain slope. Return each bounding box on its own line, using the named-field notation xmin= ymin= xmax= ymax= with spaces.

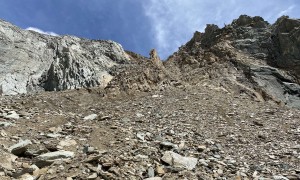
xmin=0 ymin=15 xmax=300 ymax=180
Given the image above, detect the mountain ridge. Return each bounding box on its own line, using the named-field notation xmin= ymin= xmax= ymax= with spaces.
xmin=1 ymin=15 xmax=300 ymax=108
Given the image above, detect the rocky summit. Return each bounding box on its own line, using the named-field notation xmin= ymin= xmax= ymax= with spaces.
xmin=0 ymin=15 xmax=300 ymax=180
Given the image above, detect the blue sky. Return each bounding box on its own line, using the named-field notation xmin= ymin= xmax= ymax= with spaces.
xmin=0 ymin=0 xmax=299 ymax=59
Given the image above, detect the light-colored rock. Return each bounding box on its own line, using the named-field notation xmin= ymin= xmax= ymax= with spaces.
xmin=58 ymin=139 xmax=77 ymax=147
xmin=136 ymin=113 xmax=144 ymax=118
xmin=46 ymin=133 xmax=62 ymax=138
xmin=87 ymin=173 xmax=98 ymax=179
xmin=4 ymin=111 xmax=20 ymax=119
xmin=148 ymin=167 xmax=155 ymax=178
xmin=136 ymin=132 xmax=145 ymax=141
xmin=83 ymin=114 xmax=98 ymax=121
xmin=19 ymin=173 xmax=34 ymax=180
xmin=156 ymin=165 xmax=165 ymax=175
xmin=0 ymin=121 xmax=14 ymax=127
xmin=144 ymin=177 xmax=162 ymax=180
xmin=0 ymin=129 xmax=7 ymax=137
xmin=0 ymin=150 xmax=18 ymax=170
xmin=8 ymin=139 xmax=32 ymax=156
xmin=273 ymin=175 xmax=289 ymax=180
xmin=34 ymin=151 xmax=75 ymax=167
xmin=33 ymin=167 xmax=48 ymax=177
xmin=161 ymin=151 xmax=198 ymax=170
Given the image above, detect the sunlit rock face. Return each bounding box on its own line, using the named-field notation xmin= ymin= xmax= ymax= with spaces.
xmin=0 ymin=19 xmax=129 ymax=95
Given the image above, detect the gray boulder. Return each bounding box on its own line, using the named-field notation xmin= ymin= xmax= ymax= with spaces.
xmin=8 ymin=139 xmax=32 ymax=156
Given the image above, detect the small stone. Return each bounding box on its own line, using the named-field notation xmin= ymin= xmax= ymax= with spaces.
xmin=4 ymin=111 xmax=20 ymax=120
xmin=136 ymin=113 xmax=144 ymax=118
xmin=84 ymin=154 xmax=102 ymax=163
xmin=100 ymin=116 xmax=110 ymax=120
xmin=292 ymin=145 xmax=300 ymax=149
xmin=49 ymin=127 xmax=62 ymax=133
xmin=136 ymin=132 xmax=145 ymax=141
xmin=273 ymin=175 xmax=289 ymax=180
xmin=160 ymin=141 xmax=178 ymax=149
xmin=252 ymin=171 xmax=258 ymax=178
xmin=87 ymin=173 xmax=97 ymax=179
xmin=179 ymin=141 xmax=185 ymax=149
xmin=148 ymin=167 xmax=155 ymax=178
xmin=110 ymin=126 xmax=117 ymax=129
xmin=135 ymin=154 xmax=149 ymax=159
xmin=0 ymin=130 xmax=7 ymax=137
xmin=161 ymin=151 xmax=198 ymax=170
xmin=0 ymin=122 xmax=14 ymax=127
xmin=156 ymin=165 xmax=165 ymax=175
xmin=33 ymin=167 xmax=48 ymax=177
xmin=199 ymin=159 xmax=209 ymax=166
xmin=46 ymin=133 xmax=62 ymax=138
xmin=152 ymin=95 xmax=162 ymax=98
xmin=83 ymin=146 xmax=95 ymax=154
xmin=197 ymin=145 xmax=206 ymax=152
xmin=83 ymin=114 xmax=98 ymax=120
xmin=217 ymin=169 xmax=223 ymax=175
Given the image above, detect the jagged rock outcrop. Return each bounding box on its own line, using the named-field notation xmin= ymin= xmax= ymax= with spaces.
xmin=0 ymin=19 xmax=129 ymax=95
xmin=165 ymin=15 xmax=300 ymax=108
xmin=105 ymin=50 xmax=175 ymax=95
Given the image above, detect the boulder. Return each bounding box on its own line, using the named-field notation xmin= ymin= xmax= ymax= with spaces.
xmin=161 ymin=151 xmax=198 ymax=170
xmin=34 ymin=151 xmax=75 ymax=168
xmin=8 ymin=139 xmax=32 ymax=156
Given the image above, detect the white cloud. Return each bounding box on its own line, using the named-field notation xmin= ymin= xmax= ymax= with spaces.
xmin=142 ymin=0 xmax=237 ymax=59
xmin=25 ymin=27 xmax=59 ymax=36
xmin=142 ymin=0 xmax=298 ymax=59
xmin=277 ymin=5 xmax=295 ymax=17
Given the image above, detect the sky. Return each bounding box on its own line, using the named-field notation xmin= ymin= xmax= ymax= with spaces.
xmin=0 ymin=0 xmax=299 ymax=59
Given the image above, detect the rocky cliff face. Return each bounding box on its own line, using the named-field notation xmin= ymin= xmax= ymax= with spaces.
xmin=0 ymin=19 xmax=129 ymax=95
xmin=165 ymin=15 xmax=300 ymax=108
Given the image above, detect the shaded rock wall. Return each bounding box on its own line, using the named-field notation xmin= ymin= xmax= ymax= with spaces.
xmin=272 ymin=16 xmax=300 ymax=81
